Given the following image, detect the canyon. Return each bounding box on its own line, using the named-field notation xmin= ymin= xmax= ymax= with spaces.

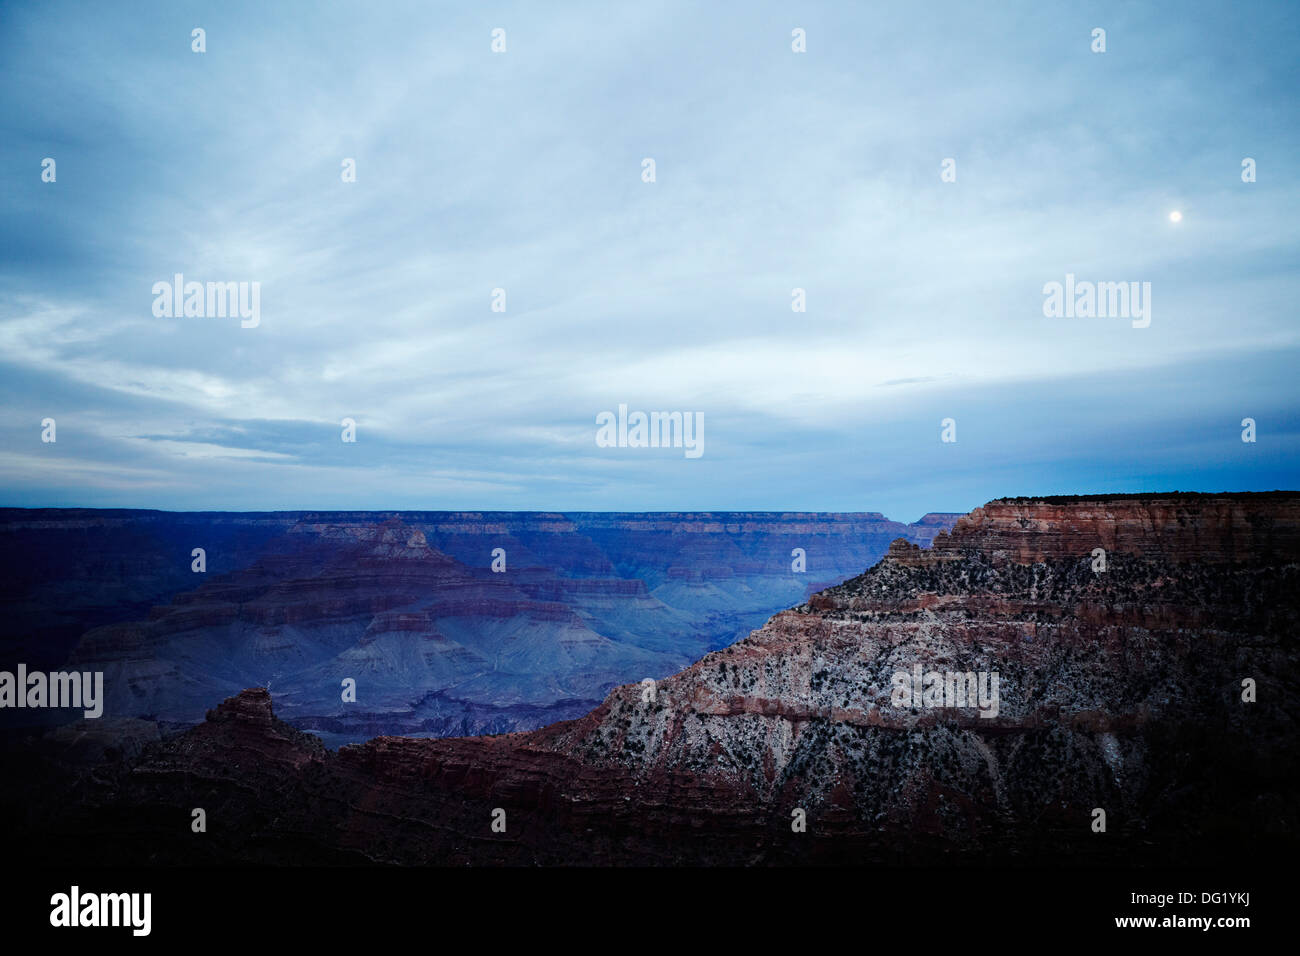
xmin=4 ymin=492 xmax=1296 ymax=866
xmin=0 ymin=509 xmax=957 ymax=742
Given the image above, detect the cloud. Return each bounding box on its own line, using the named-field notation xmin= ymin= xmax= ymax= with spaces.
xmin=1 ymin=0 xmax=1297 ymax=516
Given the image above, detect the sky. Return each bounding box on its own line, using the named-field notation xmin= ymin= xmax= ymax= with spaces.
xmin=1 ymin=0 xmax=1297 ymax=522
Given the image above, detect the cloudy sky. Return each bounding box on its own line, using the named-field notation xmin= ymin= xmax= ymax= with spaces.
xmin=2 ymin=1 xmax=1297 ymax=520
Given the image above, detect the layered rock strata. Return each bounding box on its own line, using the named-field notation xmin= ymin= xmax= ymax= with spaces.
xmin=9 ymin=493 xmax=1296 ymax=865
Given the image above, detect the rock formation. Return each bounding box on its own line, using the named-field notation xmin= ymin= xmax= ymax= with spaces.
xmin=7 ymin=492 xmax=1295 ymax=866
xmin=1 ymin=509 xmax=957 ymax=741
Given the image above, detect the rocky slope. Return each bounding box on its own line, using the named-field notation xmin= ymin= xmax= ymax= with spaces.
xmin=9 ymin=492 xmax=1296 ymax=866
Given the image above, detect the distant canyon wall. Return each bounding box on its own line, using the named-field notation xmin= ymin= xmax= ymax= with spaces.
xmin=0 ymin=509 xmax=959 ymax=741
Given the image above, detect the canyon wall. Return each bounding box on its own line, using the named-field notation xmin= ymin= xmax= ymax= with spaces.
xmin=930 ymin=492 xmax=1300 ymax=564
xmin=0 ymin=509 xmax=958 ymax=741
xmin=9 ymin=492 xmax=1296 ymax=866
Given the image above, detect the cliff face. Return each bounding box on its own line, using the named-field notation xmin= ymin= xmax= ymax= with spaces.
xmin=1 ymin=509 xmax=954 ymax=741
xmin=12 ymin=493 xmax=1297 ymax=866
xmin=929 ymin=493 xmax=1300 ymax=565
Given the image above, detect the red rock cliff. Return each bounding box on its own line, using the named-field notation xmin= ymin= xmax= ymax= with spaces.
xmin=924 ymin=492 xmax=1300 ymax=565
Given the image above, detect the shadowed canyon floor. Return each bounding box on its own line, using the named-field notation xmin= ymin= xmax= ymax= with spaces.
xmin=5 ymin=493 xmax=1297 ymax=865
